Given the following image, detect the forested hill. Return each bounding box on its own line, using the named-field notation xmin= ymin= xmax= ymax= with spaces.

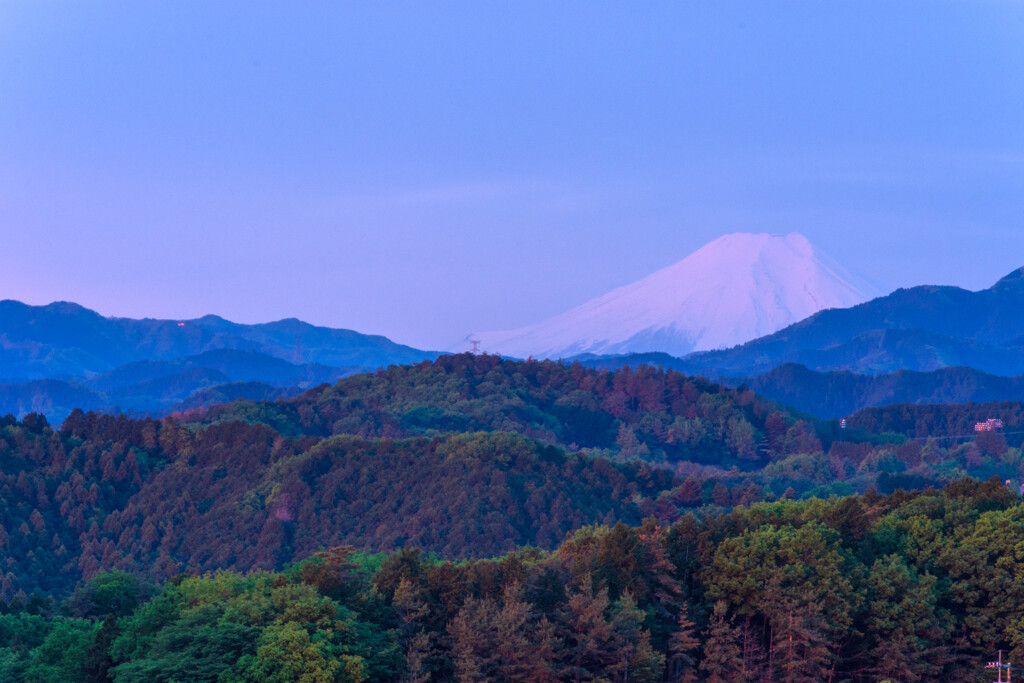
xmin=3 ymin=354 xmax=1023 ymax=604
xmin=735 ymin=363 xmax=1024 ymax=418
xmin=196 ymin=353 xmax=804 ymax=467
xmin=848 ymin=399 xmax=1024 ymax=441
xmin=3 ymin=481 xmax=1023 ymax=682
xmin=0 ymin=412 xmax=675 ymax=600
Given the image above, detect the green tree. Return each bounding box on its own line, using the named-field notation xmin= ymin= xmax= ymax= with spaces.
xmin=867 ymin=555 xmax=950 ymax=681
xmin=666 ymin=603 xmax=700 ymax=683
xmin=608 ymin=591 xmax=664 ymax=683
xmin=24 ymin=618 xmax=97 ymax=683
xmin=763 ymin=586 xmax=831 ymax=683
xmin=700 ymin=601 xmax=742 ymax=683
xmin=229 ymin=621 xmax=364 ymax=683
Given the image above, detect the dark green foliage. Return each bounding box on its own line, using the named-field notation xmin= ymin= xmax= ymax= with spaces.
xmin=66 ymin=570 xmax=152 ymax=619
xmin=2 ymin=485 xmax=1024 ymax=680
xmin=850 ymin=400 xmax=1024 ymax=444
xmin=727 ymin=363 xmax=1024 ymax=419
xmin=0 ymin=398 xmax=677 ymax=599
xmin=2 ymin=354 xmax=1023 ymax=603
xmin=201 ymin=353 xmax=778 ymax=467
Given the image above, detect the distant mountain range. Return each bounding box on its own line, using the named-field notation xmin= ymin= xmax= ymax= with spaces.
xmin=564 ymin=266 xmax=1024 ymax=416
xmin=734 ymin=364 xmax=1024 ymax=418
xmin=676 ymin=266 xmax=1024 ymax=377
xmin=465 ymin=232 xmax=877 ymax=359
xmin=0 ymin=349 xmax=358 ymax=423
xmin=0 ymin=299 xmax=436 ymax=380
xmin=7 ymin=257 xmax=1024 ymax=423
xmin=576 ymin=264 xmax=1024 ymax=376
xmin=0 ymin=301 xmax=440 ymax=420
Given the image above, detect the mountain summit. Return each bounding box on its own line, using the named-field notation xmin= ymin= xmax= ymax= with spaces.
xmin=468 ymin=232 xmax=878 ymax=359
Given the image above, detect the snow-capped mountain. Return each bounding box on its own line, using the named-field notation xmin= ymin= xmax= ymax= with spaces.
xmin=463 ymin=232 xmax=879 ymax=359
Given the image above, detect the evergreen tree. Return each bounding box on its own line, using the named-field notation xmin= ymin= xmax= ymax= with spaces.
xmin=448 ymin=597 xmax=494 ymax=683
xmin=764 ymin=588 xmax=831 ymax=683
xmin=609 ymin=591 xmax=664 ymax=683
xmin=558 ymin=575 xmax=618 ymax=681
xmin=700 ymin=601 xmax=743 ymax=683
xmin=867 ymin=556 xmax=950 ymax=682
xmin=393 ymin=578 xmax=432 ymax=683
xmin=666 ymin=602 xmax=700 ymax=683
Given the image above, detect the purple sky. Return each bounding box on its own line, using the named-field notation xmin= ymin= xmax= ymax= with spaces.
xmin=1 ymin=1 xmax=1022 ymax=350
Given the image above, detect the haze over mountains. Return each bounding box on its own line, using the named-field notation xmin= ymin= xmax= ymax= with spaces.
xmin=575 ymin=266 xmax=1024 ymax=415
xmin=466 ymin=232 xmax=877 ymax=359
xmin=0 ymin=300 xmax=440 ymax=420
xmin=6 ymin=236 xmax=1024 ymax=422
xmin=0 ymin=299 xmax=435 ymax=380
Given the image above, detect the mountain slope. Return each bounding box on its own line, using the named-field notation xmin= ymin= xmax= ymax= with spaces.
xmin=735 ymin=363 xmax=1024 ymax=418
xmin=198 ymin=353 xmax=791 ymax=466
xmin=467 ymin=233 xmax=875 ymax=359
xmin=677 ymin=267 xmax=1024 ymax=377
xmin=87 ymin=349 xmax=357 ymax=391
xmin=0 ymin=299 xmax=437 ymax=380
xmin=0 ymin=349 xmax=363 ymax=422
xmin=2 ymin=355 xmax=1020 ymax=603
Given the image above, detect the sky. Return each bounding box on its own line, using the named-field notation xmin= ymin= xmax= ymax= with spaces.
xmin=1 ymin=1 xmax=1022 ymax=350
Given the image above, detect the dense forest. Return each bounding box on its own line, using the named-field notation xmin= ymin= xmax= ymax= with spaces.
xmin=3 ymin=354 xmax=1024 ymax=602
xmin=2 ymin=481 xmax=1022 ymax=681
xmin=0 ymin=413 xmax=673 ymax=598
xmin=733 ymin=363 xmax=1024 ymax=419
xmin=1 ymin=354 xmax=1023 ymax=681
xmin=195 ymin=353 xmax=790 ymax=466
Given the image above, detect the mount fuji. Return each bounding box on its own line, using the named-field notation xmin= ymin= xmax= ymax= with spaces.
xmin=465 ymin=232 xmax=879 ymax=359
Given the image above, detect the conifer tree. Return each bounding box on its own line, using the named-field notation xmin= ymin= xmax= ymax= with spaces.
xmin=609 ymin=591 xmax=665 ymax=682
xmin=558 ymin=574 xmax=618 ymax=681
xmin=700 ymin=600 xmax=743 ymax=683
xmin=764 ymin=588 xmax=831 ymax=683
xmin=448 ymin=597 xmax=495 ymax=683
xmin=667 ymin=602 xmax=700 ymax=683
xmin=738 ymin=615 xmax=765 ymax=683
xmin=394 ymin=578 xmax=432 ymax=683
xmin=492 ymin=582 xmax=540 ymax=682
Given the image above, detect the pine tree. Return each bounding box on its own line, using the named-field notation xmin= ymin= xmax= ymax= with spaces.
xmin=449 ymin=597 xmax=495 ymax=683
xmin=609 ymin=591 xmax=665 ymax=682
xmin=492 ymin=582 xmax=540 ymax=682
xmin=522 ymin=616 xmax=563 ymax=683
xmin=394 ymin=578 xmax=432 ymax=683
xmin=738 ymin=615 xmax=764 ymax=682
xmin=558 ymin=574 xmax=617 ymax=682
xmin=765 ymin=590 xmax=831 ymax=683
xmin=667 ymin=602 xmax=700 ymax=683
xmin=700 ymin=600 xmax=743 ymax=683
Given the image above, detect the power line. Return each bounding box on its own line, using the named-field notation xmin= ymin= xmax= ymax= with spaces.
xmin=902 ymin=429 xmax=1024 ymax=442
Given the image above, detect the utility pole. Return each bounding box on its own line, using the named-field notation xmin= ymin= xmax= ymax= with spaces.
xmin=986 ymin=650 xmax=1011 ymax=682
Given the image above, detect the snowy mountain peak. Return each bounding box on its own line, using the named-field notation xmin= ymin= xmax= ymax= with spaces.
xmin=463 ymin=232 xmax=879 ymax=359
